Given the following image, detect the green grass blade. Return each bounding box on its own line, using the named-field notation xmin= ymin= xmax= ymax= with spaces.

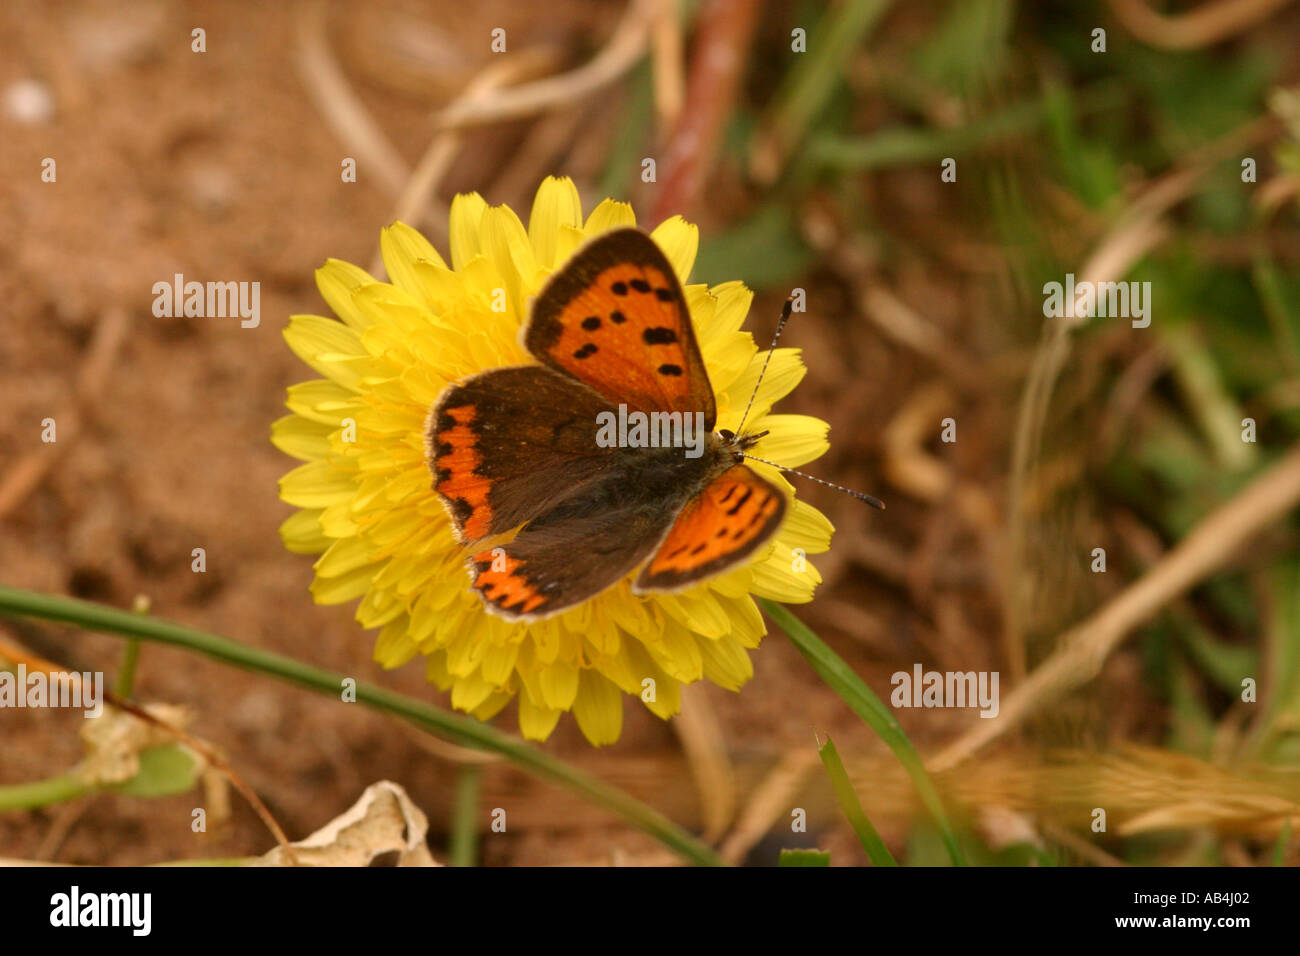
xmin=779 ymin=848 xmax=830 ymax=867
xmin=761 ymin=598 xmax=967 ymax=865
xmin=1274 ymin=818 xmax=1292 ymax=866
xmin=449 ymin=764 xmax=481 ymax=868
xmin=818 ymin=735 xmax=898 ymax=866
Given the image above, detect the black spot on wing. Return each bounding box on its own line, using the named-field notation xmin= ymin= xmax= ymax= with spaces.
xmin=643 ymin=327 xmax=678 ymax=345
xmin=573 ymin=343 xmax=598 ymax=359
xmin=581 ymin=316 xmax=601 ymax=331
xmin=630 ymin=278 xmax=651 ymax=293
xmin=610 ymin=310 xmax=626 ymax=324
xmin=611 ymin=281 xmax=628 ymax=295
xmin=726 ymin=487 xmax=754 ymax=515
xmin=658 ymin=364 xmax=683 ymax=376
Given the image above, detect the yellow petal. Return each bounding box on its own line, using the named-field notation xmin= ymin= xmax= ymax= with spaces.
xmin=374 ymin=616 xmax=420 ymax=668
xmin=380 ymin=222 xmax=447 ymax=304
xmin=449 ymin=192 xmax=488 ymax=270
xmin=310 ymin=563 xmax=375 ymax=604
xmin=621 ymin=640 xmax=681 ymax=719
xmin=279 ymin=460 xmax=354 ymax=508
xmin=584 ymin=198 xmax=636 ymax=235
xmin=528 ymin=175 xmax=583 ymax=269
xmin=472 ymin=690 xmax=513 ymax=721
xmin=518 ymin=693 xmax=562 ymax=741
xmin=313 ymin=534 xmax=373 ymax=577
xmin=270 ymin=414 xmax=333 ymax=462
xmin=279 ymin=509 xmax=330 ymax=554
xmin=781 ymin=499 xmax=835 ymax=554
xmin=704 ymin=281 xmax=754 ymax=338
xmin=283 ymin=315 xmax=368 ymax=389
xmin=315 ymin=259 xmax=379 ymax=331
xmin=750 ymin=543 xmax=821 ymax=602
xmin=480 ymin=641 xmax=520 ymax=686
xmin=723 ymin=595 xmax=766 ymax=647
xmin=553 ymin=224 xmax=587 ymax=270
xmin=480 ymin=204 xmax=536 ymax=323
xmin=650 ymin=215 xmax=699 ymax=284
xmin=451 ymin=670 xmax=499 ymax=712
xmin=698 ymin=634 xmax=754 ymax=690
xmin=572 ymin=670 xmax=623 ymax=746
xmin=538 ymin=659 xmax=580 ymax=710
xmin=752 ymin=414 xmax=830 ymax=468
xmin=285 ymin=380 xmax=361 ymax=426
xmin=424 ymin=650 xmax=453 ymax=690
xmin=716 ymin=348 xmax=806 ymax=430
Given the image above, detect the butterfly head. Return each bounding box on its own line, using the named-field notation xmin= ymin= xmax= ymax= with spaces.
xmin=717 ymin=427 xmax=769 ymax=460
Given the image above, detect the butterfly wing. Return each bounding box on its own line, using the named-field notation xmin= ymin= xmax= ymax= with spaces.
xmin=634 ymin=464 xmax=787 ymax=592
xmin=524 ymin=228 xmax=715 ymax=426
xmin=429 ymin=365 xmax=617 ymax=544
xmin=469 ymin=493 xmax=680 ymax=620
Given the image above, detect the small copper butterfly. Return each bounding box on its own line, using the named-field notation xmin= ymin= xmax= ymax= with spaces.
xmin=428 ymin=228 xmax=878 ymax=621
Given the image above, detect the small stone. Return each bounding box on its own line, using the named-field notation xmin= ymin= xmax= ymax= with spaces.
xmin=4 ymin=79 xmax=55 ymax=125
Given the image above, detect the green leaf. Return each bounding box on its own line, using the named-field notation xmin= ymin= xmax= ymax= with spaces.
xmin=779 ymin=848 xmax=831 ymax=867
xmin=110 ymin=744 xmax=201 ymax=798
xmin=692 ymin=205 xmax=812 ymax=291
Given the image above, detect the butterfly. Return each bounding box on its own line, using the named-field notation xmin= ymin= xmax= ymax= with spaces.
xmin=428 ymin=228 xmax=819 ymax=621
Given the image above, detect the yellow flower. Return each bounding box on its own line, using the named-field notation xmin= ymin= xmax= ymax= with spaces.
xmin=274 ymin=176 xmax=834 ymax=745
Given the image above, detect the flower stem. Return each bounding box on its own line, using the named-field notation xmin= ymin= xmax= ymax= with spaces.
xmin=0 ymin=771 xmax=89 ymax=811
xmin=761 ymin=598 xmax=968 ymax=865
xmin=0 ymin=586 xmax=723 ymax=867
xmin=449 ymin=764 xmax=481 ymax=867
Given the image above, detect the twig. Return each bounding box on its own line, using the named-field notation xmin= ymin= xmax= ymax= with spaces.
xmin=102 ymin=693 xmax=297 ymax=862
xmin=0 ymin=634 xmax=296 ymax=860
xmin=650 ymin=0 xmax=761 ymax=222
xmin=1002 ymin=116 xmax=1281 ymax=683
xmin=932 ymin=442 xmax=1300 ymax=772
xmin=1107 ymin=0 xmax=1296 ymax=49
xmin=369 ymin=50 xmax=555 ymax=277
xmin=718 ymin=749 xmax=821 ymax=865
xmin=296 ymin=1 xmax=411 ymax=197
xmin=651 ymin=0 xmax=685 ymax=133
xmin=671 ymin=686 xmax=736 ymax=843
xmin=0 ymin=307 xmax=129 ymax=520
xmin=430 ymin=0 xmax=656 ymax=131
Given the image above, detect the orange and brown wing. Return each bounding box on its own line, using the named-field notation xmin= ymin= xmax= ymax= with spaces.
xmin=430 ymin=365 xmax=617 ymax=544
xmin=634 ymin=464 xmax=786 ymax=592
xmin=525 ymin=228 xmax=714 ymax=425
xmin=468 ymin=496 xmax=679 ymax=621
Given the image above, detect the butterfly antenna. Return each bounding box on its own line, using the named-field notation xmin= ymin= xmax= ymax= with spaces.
xmin=735 ymin=298 xmax=794 ymax=437
xmin=741 ymin=453 xmax=886 ymax=510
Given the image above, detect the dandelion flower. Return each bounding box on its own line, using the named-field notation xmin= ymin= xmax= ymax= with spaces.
xmin=274 ymin=176 xmax=834 ymax=745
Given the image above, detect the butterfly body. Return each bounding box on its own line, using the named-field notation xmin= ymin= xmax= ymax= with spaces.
xmin=428 ymin=228 xmax=787 ymax=621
